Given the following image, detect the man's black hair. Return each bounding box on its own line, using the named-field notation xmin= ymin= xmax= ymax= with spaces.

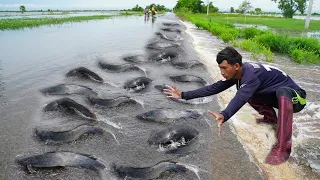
xmin=216 ymin=46 xmax=242 ymax=66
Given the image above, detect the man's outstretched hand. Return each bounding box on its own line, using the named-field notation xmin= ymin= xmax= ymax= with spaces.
xmin=163 ymin=85 xmax=181 ymax=99
xmin=209 ymin=111 xmax=224 ymax=137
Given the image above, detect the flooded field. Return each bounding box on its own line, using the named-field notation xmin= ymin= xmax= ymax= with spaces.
xmin=0 ymin=11 xmax=119 ymax=19
xmin=233 ymin=23 xmax=320 ymax=41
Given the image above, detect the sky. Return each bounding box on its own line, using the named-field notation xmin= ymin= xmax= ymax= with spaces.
xmin=0 ymin=0 xmax=319 ymax=13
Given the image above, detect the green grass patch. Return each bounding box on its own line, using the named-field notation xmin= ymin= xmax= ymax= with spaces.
xmin=0 ymin=15 xmax=112 ymax=30
xmin=176 ymin=12 xmax=320 ymax=64
xmin=290 ymin=49 xmax=320 ymax=64
xmin=204 ymin=13 xmax=320 ymax=31
xmin=119 ymin=11 xmax=144 ymax=16
xmin=233 ymin=39 xmax=274 ymax=62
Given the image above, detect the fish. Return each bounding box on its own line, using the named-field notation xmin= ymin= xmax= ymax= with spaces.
xmin=35 ymin=122 xmax=118 ymax=144
xmin=112 ymin=160 xmax=187 ymax=179
xmin=145 ymin=42 xmax=179 ymax=50
xmin=87 ymin=96 xmax=139 ymax=108
xmin=161 ymin=28 xmax=182 ymax=33
xmin=171 ymin=60 xmax=204 ymax=69
xmin=148 ymin=51 xmax=179 ymax=63
xmin=66 ymin=67 xmax=103 ymax=83
xmin=169 ymin=75 xmax=207 ymax=86
xmin=16 ymin=151 xmax=107 ymax=179
xmin=136 ymin=108 xmax=201 ymax=123
xmin=43 ymin=97 xmax=96 ymax=120
xmin=148 ymin=125 xmax=199 ymax=154
xmin=98 ymin=61 xmax=144 ymax=73
xmin=155 ymin=32 xmax=183 ymax=41
xmin=124 ymin=77 xmax=152 ymax=92
xmin=40 ymin=84 xmax=97 ymax=96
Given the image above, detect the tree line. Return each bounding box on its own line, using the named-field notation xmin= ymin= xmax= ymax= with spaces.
xmin=128 ymin=4 xmax=170 ymax=12
xmin=173 ymin=0 xmax=311 ymax=18
xmin=174 ymin=0 xmax=219 ymax=13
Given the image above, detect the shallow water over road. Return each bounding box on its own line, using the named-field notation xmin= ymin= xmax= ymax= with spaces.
xmin=0 ymin=13 xmax=262 ymax=179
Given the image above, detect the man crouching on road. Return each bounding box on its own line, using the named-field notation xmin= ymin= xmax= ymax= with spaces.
xmin=163 ymin=46 xmax=306 ymax=165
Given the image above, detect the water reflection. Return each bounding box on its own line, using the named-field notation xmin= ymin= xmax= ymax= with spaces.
xmin=144 ymin=14 xmax=150 ymax=24
xmin=234 ymin=23 xmax=320 ymax=41
xmin=233 ymin=23 xmax=269 ymax=30
xmin=152 ymin=16 xmax=156 ymax=27
xmin=0 ymin=60 xmax=4 ymax=98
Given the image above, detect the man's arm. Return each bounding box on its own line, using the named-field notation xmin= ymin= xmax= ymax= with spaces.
xmin=220 ymin=77 xmax=260 ymax=122
xmin=182 ymin=79 xmax=237 ymax=100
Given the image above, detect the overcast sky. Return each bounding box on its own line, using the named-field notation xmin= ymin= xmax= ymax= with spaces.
xmin=0 ymin=0 xmax=319 ymax=12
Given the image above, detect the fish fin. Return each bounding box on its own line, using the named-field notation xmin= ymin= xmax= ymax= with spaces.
xmin=76 ymin=152 xmax=98 ymax=160
xmin=26 ymin=164 xmax=36 ymax=174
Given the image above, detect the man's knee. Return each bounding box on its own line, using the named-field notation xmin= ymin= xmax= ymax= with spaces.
xmin=276 ymin=87 xmax=295 ymax=99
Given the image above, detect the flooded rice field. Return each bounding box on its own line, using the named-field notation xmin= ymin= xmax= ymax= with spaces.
xmin=233 ymin=23 xmax=320 ymax=41
xmin=0 ymin=11 xmax=119 ymax=19
xmin=0 ymin=13 xmax=264 ymax=180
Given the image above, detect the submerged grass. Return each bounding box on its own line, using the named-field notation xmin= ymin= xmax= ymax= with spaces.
xmin=202 ymin=13 xmax=320 ymax=31
xmin=0 ymin=15 xmax=112 ymax=30
xmin=178 ymin=13 xmax=320 ymax=64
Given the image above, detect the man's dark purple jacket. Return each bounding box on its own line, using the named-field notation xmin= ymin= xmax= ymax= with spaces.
xmin=181 ymin=62 xmax=306 ymax=122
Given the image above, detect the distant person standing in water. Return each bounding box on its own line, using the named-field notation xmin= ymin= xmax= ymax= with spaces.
xmin=163 ymin=46 xmax=306 ymax=165
xmin=151 ymin=5 xmax=156 ymax=16
xmin=144 ymin=8 xmax=148 ymax=16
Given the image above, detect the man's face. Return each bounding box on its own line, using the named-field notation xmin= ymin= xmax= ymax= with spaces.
xmin=218 ymin=60 xmax=239 ymax=80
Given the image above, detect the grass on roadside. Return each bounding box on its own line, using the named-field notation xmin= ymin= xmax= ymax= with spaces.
xmin=204 ymin=13 xmax=320 ymax=32
xmin=178 ymin=12 xmax=320 ymax=64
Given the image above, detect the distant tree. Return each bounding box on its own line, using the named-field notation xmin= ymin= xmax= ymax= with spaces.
xmin=174 ymin=0 xmax=205 ymax=13
xmin=235 ymin=9 xmax=241 ymax=13
xmin=255 ymin=7 xmax=262 ymax=14
xmin=296 ymin=0 xmax=308 ymax=14
xmin=19 ymin=5 xmax=26 ymax=13
xmin=201 ymin=2 xmax=219 ymax=13
xmin=230 ymin=7 xmax=235 ymax=13
xmin=48 ymin=9 xmax=51 ymax=12
xmin=238 ymin=0 xmax=252 ymax=13
xmin=131 ymin=4 xmax=143 ymax=11
xmin=146 ymin=3 xmax=170 ymax=12
xmin=271 ymin=0 xmax=307 ymax=18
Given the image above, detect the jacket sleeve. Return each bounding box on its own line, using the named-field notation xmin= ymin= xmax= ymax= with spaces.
xmin=182 ymin=79 xmax=236 ymax=100
xmin=220 ymin=75 xmax=260 ymax=122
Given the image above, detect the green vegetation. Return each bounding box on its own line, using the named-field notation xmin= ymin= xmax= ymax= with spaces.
xmin=119 ymin=11 xmax=144 ymax=16
xmin=174 ymin=0 xmax=219 ymax=13
xmin=189 ymin=13 xmax=320 ymax=31
xmin=272 ymin=0 xmax=308 ymax=18
xmin=145 ymin=4 xmax=170 ymax=12
xmin=0 ymin=15 xmax=112 ymax=30
xmin=177 ymin=13 xmax=320 ymax=64
xmin=237 ymin=0 xmax=252 ymax=13
xmin=126 ymin=3 xmax=170 ymax=12
xmin=19 ymin=5 xmax=26 ymax=14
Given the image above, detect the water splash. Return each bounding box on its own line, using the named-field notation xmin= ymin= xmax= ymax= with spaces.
xmin=103 ymin=80 xmax=120 ymax=88
xmin=130 ymin=97 xmax=145 ymax=109
xmin=157 ymin=137 xmax=187 ymax=152
xmin=98 ymin=117 xmax=122 ymax=129
xmin=176 ymin=162 xmax=203 ymax=180
xmin=140 ymin=67 xmax=148 ymax=77
xmin=103 ymin=129 xmax=120 ymax=145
